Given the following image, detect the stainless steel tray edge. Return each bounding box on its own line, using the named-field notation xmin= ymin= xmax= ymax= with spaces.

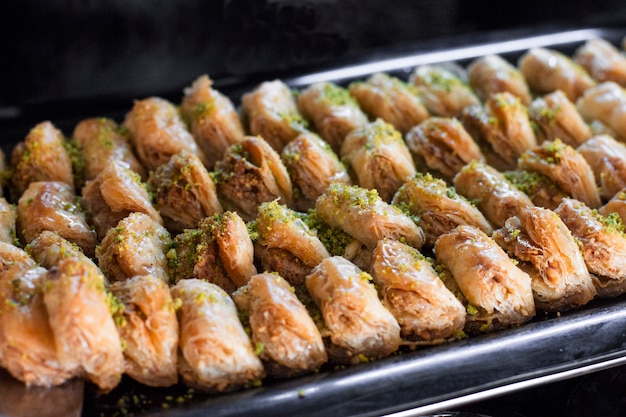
xmin=130 ymin=298 xmax=626 ymax=417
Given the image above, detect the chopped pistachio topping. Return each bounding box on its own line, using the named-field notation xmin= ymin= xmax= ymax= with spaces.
xmin=419 ymin=67 xmax=465 ymax=92
xmin=361 ymin=119 xmax=404 ymax=149
xmin=301 ymin=209 xmax=353 ymax=256
xmin=321 ymin=83 xmax=357 ymax=107
xmin=595 ymin=210 xmax=625 ymax=234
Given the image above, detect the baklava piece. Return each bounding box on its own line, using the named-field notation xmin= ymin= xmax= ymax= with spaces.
xmin=233 ymin=273 xmax=327 ymax=376
xmin=297 ymin=82 xmax=369 ymax=154
xmin=0 ymin=243 xmax=73 ymax=387
xmin=461 ymin=91 xmax=536 ymax=170
xmin=518 ymin=139 xmax=601 ymax=208
xmin=341 ymin=119 xmax=416 ymax=202
xmin=434 ymin=225 xmax=535 ymax=333
xmin=169 ymin=211 xmax=256 ymax=292
xmin=371 ymin=239 xmax=466 ymax=343
xmin=577 ymin=134 xmax=626 ymax=200
xmin=242 ymin=79 xmax=309 ymax=152
xmin=467 ymin=54 xmax=532 ymax=105
xmin=214 ymin=136 xmax=294 ymax=221
xmin=81 ymin=160 xmax=162 ymax=240
xmin=71 ymin=117 xmax=146 ymax=185
xmin=493 ymin=206 xmax=596 ymax=311
xmin=577 ymin=81 xmax=626 ymax=141
xmin=171 ymin=279 xmax=264 ymax=391
xmin=574 ymin=38 xmax=626 ymax=86
xmin=10 ymin=121 xmax=74 ymax=200
xmin=109 ymin=275 xmax=179 ymax=386
xmin=555 ymin=198 xmax=626 ymax=297
xmin=43 ymin=256 xmax=125 ymax=392
xmin=251 ymin=200 xmax=329 ymax=285
xmin=454 ymin=161 xmax=534 ymax=228
xmin=519 ymin=47 xmax=596 ymax=101
xmin=392 ymin=172 xmax=492 ymax=246
xmin=315 ymin=183 xmax=425 ymax=250
xmin=410 ymin=65 xmax=480 ymax=117
xmin=123 ymin=97 xmax=207 ymax=170
xmin=527 ymin=90 xmax=592 ymax=147
xmin=96 ymin=212 xmax=172 ymax=283
xmin=181 ymin=75 xmax=245 ymax=168
xmin=349 ymin=73 xmax=429 ymax=133
xmin=149 ymin=150 xmax=223 ymax=233
xmin=305 ymin=256 xmax=401 ymax=364
xmin=17 ymin=181 xmax=96 ymax=257
xmin=281 ymin=132 xmax=351 ymax=211
xmin=405 ymin=117 xmax=484 ymax=182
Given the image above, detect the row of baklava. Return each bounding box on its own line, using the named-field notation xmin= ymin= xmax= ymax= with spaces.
xmin=2 ymin=37 xmax=626 ymax=395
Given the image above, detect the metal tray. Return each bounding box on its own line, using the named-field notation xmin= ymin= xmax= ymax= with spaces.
xmin=2 ymin=26 xmax=626 ymax=417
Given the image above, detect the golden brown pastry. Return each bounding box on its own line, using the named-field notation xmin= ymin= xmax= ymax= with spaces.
xmin=0 ymin=197 xmax=17 ymax=245
xmin=340 ymin=119 xmax=416 ymax=202
xmin=461 ymin=92 xmax=537 ymax=170
xmin=281 ymin=131 xmax=351 ymax=211
xmin=123 ymin=96 xmax=207 ymax=171
xmin=171 ymin=279 xmax=264 ymax=391
xmin=576 ymin=81 xmax=626 ymax=141
xmin=27 ymin=231 xmax=101 ymax=279
xmin=242 ymin=79 xmax=309 ymax=152
xmin=17 ymin=181 xmax=96 ymax=257
xmin=467 ymin=54 xmax=532 ymax=105
xmin=349 ymin=73 xmax=429 ymax=134
xmin=71 ymin=117 xmax=146 ymax=185
xmin=518 ymin=47 xmax=596 ymax=101
xmin=169 ymin=211 xmax=256 ymax=292
xmin=315 ymin=183 xmax=425 ymax=250
xmin=252 ymin=200 xmax=329 ymax=285
xmin=518 ymin=139 xmax=601 ymax=208
xmin=434 ymin=225 xmax=535 ymax=333
xmin=493 ymin=206 xmax=596 ymax=311
xmin=527 ymin=90 xmax=592 ymax=147
xmin=81 ymin=160 xmax=163 ymax=240
xmin=109 ymin=275 xmax=179 ymax=386
xmin=10 ymin=121 xmax=74 ymax=200
xmin=97 ymin=212 xmax=171 ymax=283
xmin=410 ymin=65 xmax=480 ymax=117
xmin=181 ymin=75 xmax=246 ymax=168
xmin=600 ymin=189 xmax=626 ymax=223
xmin=555 ymin=198 xmax=626 ymax=297
xmin=214 ymin=136 xmax=294 ymax=221
xmin=405 ymin=117 xmax=484 ymax=181
xmin=574 ymin=38 xmax=626 ymax=86
xmin=43 ymin=256 xmax=125 ymax=391
xmin=0 ymin=241 xmax=37 ymax=281
xmin=371 ymin=239 xmax=466 ymax=343
xmin=297 ymin=82 xmax=369 ymax=153
xmin=577 ymin=134 xmax=626 ymax=200
xmin=454 ymin=162 xmax=534 ymax=228
xmin=232 ymin=273 xmax=327 ymax=376
xmin=0 ymin=243 xmax=74 ymax=387
xmin=149 ymin=150 xmax=223 ymax=233
xmin=305 ymin=256 xmax=401 ymax=364
xmin=392 ymin=172 xmax=492 ymax=246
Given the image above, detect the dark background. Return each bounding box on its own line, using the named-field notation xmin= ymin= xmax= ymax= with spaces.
xmin=2 ymin=0 xmax=626 ymax=110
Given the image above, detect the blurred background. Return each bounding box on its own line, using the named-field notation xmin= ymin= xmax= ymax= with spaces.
xmin=2 ymin=0 xmax=626 ymax=109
